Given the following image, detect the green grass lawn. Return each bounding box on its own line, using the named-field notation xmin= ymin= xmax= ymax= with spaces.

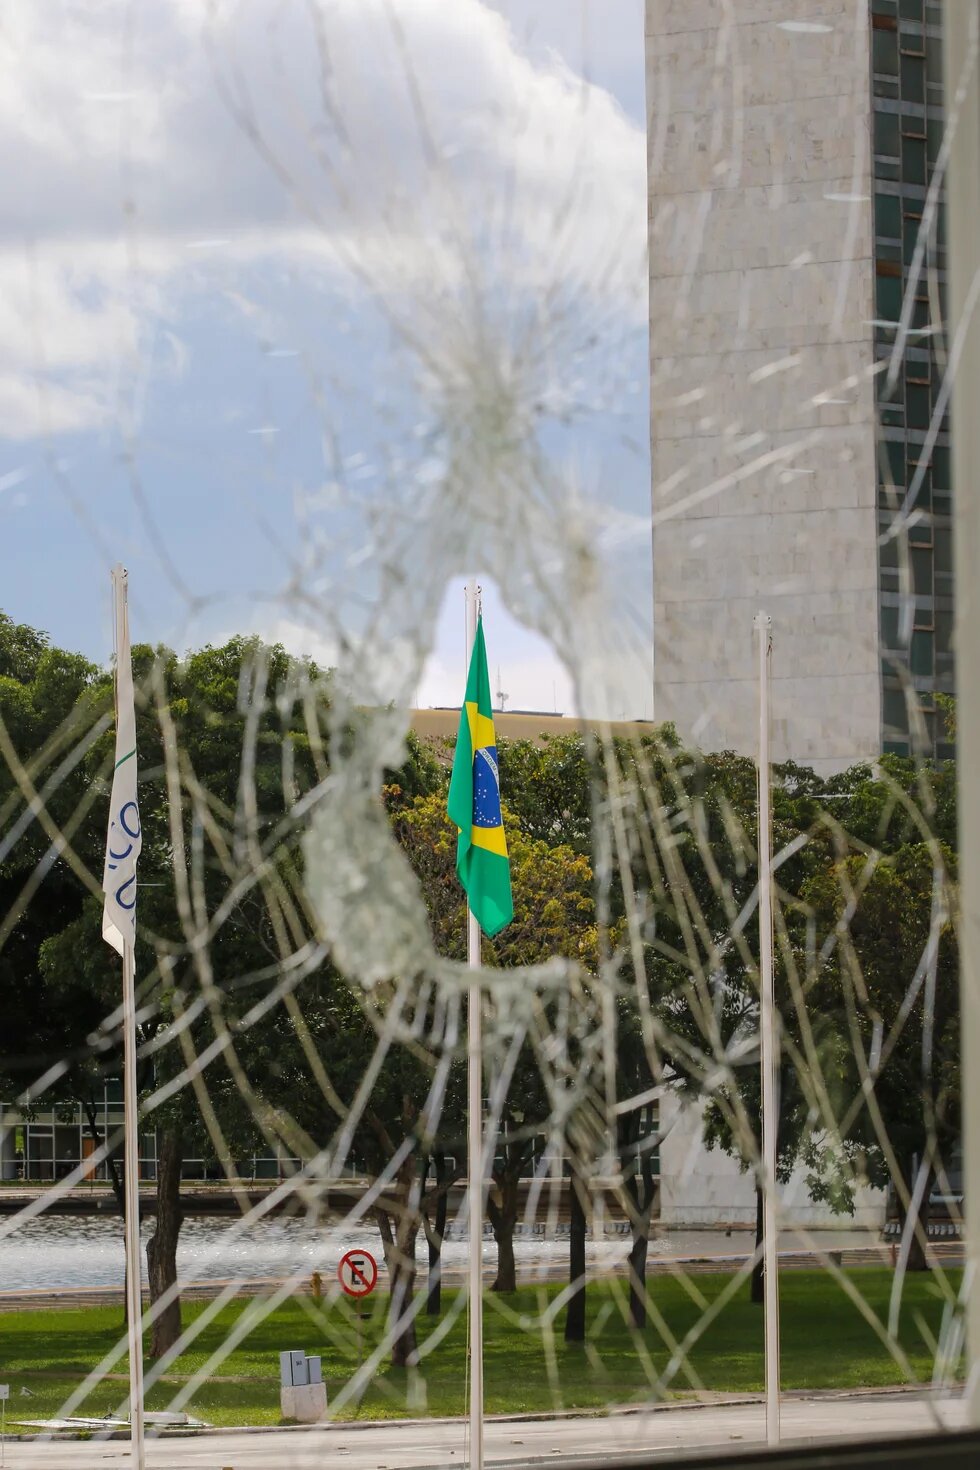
xmin=0 ymin=1268 xmax=964 ymax=1429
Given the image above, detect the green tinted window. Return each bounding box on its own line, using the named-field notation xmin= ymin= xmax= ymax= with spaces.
xmin=909 ymin=511 xmax=932 ymax=546
xmin=879 ymin=437 xmax=905 ymax=485
xmin=875 ymin=110 xmax=901 ymax=158
xmin=906 ymin=382 xmax=930 ymax=429
xmin=875 ymin=192 xmax=902 ymax=237
xmin=874 ymin=28 xmax=899 ymax=75
xmin=912 ymin=547 xmax=933 ymax=594
xmin=879 ymin=528 xmax=901 ymax=569
xmin=903 ymin=134 xmax=927 ymax=184
xmin=903 ymin=217 xmax=923 ymax=265
xmin=901 ymin=54 xmax=925 ymax=105
xmin=909 ymin=464 xmax=931 ymax=509
xmin=934 ymin=524 xmax=953 ymax=575
xmin=931 ymin=445 xmax=951 ymax=487
xmin=880 ymin=604 xmax=900 ymax=646
xmin=883 ymin=687 xmax=909 ymax=733
xmin=910 ymin=630 xmax=934 ymax=676
xmin=877 ymin=274 xmax=903 ymax=321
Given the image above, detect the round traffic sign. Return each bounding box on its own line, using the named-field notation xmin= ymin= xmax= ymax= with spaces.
xmin=338 ymin=1248 xmax=378 ymax=1298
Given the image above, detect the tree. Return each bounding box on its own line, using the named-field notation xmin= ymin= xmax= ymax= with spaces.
xmin=496 ymin=734 xmax=594 ymax=854
xmin=607 ymin=740 xmax=836 ymax=1306
xmin=393 ymin=789 xmax=601 ymax=1306
xmin=0 ymin=623 xmax=105 ymax=1101
xmin=801 ymin=841 xmax=959 ymax=1271
xmin=24 ymin=631 xmax=333 ymax=1354
xmin=0 ymin=612 xmax=460 ymax=1368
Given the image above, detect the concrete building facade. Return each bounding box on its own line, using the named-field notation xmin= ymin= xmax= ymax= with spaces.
xmin=647 ymin=0 xmax=952 ymax=775
xmin=646 ymin=0 xmax=951 ymax=1225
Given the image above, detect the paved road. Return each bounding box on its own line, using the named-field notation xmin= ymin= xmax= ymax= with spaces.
xmin=0 ymin=1394 xmax=966 ymax=1469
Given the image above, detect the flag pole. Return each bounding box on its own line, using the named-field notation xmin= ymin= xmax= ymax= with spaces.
xmin=122 ymin=938 xmax=145 ymax=1470
xmin=464 ymin=579 xmax=484 ymax=1470
xmin=755 ymin=610 xmax=780 ymax=1446
xmin=110 ymin=567 xmax=146 ymax=1470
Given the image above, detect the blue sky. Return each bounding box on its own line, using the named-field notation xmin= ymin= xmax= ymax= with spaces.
xmin=1 ymin=0 xmax=651 ymax=719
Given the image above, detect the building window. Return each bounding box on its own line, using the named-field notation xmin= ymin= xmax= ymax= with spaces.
xmin=873 ymin=26 xmax=899 ymax=76
xmin=875 ymin=109 xmax=901 ymax=158
xmin=879 ymin=437 xmax=905 ymax=486
xmin=910 ymin=630 xmax=934 ymax=676
xmin=902 ymin=133 xmax=927 ymax=184
xmin=901 ymin=53 xmax=926 ymax=105
xmin=875 ymin=191 xmax=902 ymax=238
xmin=934 ymin=524 xmax=953 ymax=574
xmin=883 ymin=687 xmax=910 ymax=734
xmin=910 ymin=295 xmax=930 ymax=330
xmin=912 ymin=547 xmax=933 ymax=595
xmin=903 ymin=212 xmax=923 ymax=265
xmin=906 ymin=381 xmax=930 ymax=429
xmin=876 ymin=272 xmax=903 ymax=322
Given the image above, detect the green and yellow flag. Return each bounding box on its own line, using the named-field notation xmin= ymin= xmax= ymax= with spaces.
xmin=447 ymin=614 xmax=513 ymax=937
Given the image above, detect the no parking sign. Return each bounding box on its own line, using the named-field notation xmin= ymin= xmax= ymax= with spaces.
xmin=338 ymin=1248 xmax=378 ymax=1299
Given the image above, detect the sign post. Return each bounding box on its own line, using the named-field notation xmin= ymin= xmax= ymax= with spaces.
xmin=338 ymin=1249 xmax=379 ymax=1374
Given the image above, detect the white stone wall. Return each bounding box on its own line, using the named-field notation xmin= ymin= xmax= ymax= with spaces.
xmin=658 ymin=1090 xmax=886 ymax=1230
xmin=647 ymin=1 xmax=881 ymax=774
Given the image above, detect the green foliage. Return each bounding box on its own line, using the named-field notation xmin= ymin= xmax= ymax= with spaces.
xmin=394 ymin=792 xmax=599 ymax=969
xmin=0 ymin=603 xmax=964 ymax=1250
xmin=800 ymin=840 xmax=960 ymax=1191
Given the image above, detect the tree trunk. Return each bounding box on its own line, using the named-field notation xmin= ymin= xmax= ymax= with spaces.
xmin=905 ymin=1158 xmax=934 ymax=1273
xmin=375 ymin=1159 xmax=420 ymax=1368
xmin=623 ymin=1161 xmax=657 ymax=1329
xmin=750 ymin=1181 xmax=765 ymax=1304
xmin=146 ymin=1129 xmax=183 ymax=1358
xmin=422 ymin=1151 xmax=450 ymax=1316
xmin=628 ymin=1231 xmax=649 ymax=1328
xmin=488 ymin=1170 xmax=520 ymax=1293
xmin=389 ymin=1252 xmax=418 ymax=1366
xmin=564 ymin=1173 xmax=587 ymax=1343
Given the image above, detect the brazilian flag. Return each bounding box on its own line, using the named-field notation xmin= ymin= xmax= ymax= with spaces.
xmin=447 ymin=615 xmax=513 ymax=937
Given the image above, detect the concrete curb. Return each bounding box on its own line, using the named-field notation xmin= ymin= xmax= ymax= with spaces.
xmin=2 ymin=1385 xmax=959 ymax=1442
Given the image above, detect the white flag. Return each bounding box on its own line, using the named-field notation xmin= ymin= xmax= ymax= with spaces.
xmin=102 ymin=565 xmax=141 ymax=956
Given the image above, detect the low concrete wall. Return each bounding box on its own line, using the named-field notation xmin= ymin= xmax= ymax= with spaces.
xmin=658 ymin=1092 xmax=887 ymax=1231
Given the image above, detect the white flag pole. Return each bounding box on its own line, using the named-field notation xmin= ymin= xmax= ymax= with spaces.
xmin=122 ymin=938 xmax=145 ymax=1470
xmin=755 ymin=610 xmax=780 ymax=1446
xmin=107 ymin=567 xmax=146 ymax=1470
xmin=464 ymin=579 xmax=484 ymax=1470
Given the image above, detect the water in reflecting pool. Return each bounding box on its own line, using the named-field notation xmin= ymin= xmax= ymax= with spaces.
xmin=0 ymin=1214 xmax=632 ymax=1293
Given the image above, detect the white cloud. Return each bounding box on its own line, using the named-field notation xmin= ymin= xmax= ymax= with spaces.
xmin=0 ymin=0 xmax=646 ymax=439
xmin=0 ymin=374 xmax=109 ymax=441
xmin=418 ymin=646 xmax=575 ymax=716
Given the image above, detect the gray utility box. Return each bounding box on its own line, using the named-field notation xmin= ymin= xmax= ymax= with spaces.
xmin=281 ymin=1350 xmax=309 ymax=1387
xmin=279 ymin=1350 xmax=326 ymax=1423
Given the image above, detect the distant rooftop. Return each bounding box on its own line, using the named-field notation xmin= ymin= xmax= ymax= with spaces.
xmin=411 ymin=708 xmax=658 ymax=747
